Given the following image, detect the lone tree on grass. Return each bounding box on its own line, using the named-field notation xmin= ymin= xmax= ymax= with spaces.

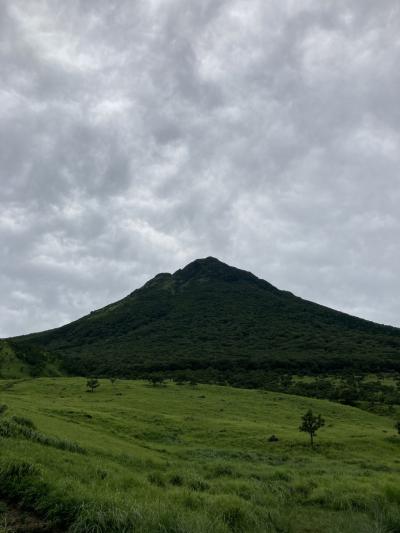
xmin=147 ymin=375 xmax=165 ymax=387
xmin=86 ymin=378 xmax=100 ymax=393
xmin=395 ymin=421 xmax=400 ymax=435
xmin=299 ymin=409 xmax=325 ymax=448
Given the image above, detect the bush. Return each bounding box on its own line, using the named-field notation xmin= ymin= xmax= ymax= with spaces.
xmin=169 ymin=473 xmax=184 ymax=486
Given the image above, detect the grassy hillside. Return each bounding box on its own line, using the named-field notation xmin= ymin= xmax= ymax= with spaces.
xmin=1 ymin=378 xmax=400 ymax=532
xmin=12 ymin=258 xmax=400 ymax=377
xmin=0 ymin=340 xmax=61 ymax=379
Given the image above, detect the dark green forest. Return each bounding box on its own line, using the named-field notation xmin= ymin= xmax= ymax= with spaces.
xmin=10 ymin=258 xmax=400 ymax=378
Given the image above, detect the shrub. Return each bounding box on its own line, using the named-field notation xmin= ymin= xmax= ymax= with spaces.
xmin=169 ymin=473 xmax=184 ymax=486
xmin=146 ymin=375 xmax=166 ymax=387
xmin=86 ymin=378 xmax=100 ymax=393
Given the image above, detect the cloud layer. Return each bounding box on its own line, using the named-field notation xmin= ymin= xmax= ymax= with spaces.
xmin=1 ymin=0 xmax=400 ymax=336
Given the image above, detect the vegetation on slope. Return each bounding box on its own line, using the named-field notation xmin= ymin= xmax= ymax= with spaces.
xmin=1 ymin=378 xmax=400 ymax=532
xmin=12 ymin=257 xmax=400 ymax=377
xmin=0 ymin=340 xmax=61 ymax=379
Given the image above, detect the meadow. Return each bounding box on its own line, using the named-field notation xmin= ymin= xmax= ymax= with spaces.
xmin=0 ymin=378 xmax=400 ymax=532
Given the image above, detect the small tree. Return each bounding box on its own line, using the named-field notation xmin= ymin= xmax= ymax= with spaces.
xmin=395 ymin=421 xmax=400 ymax=435
xmin=0 ymin=404 xmax=8 ymax=416
xmin=110 ymin=377 xmax=117 ymax=388
xmin=173 ymin=372 xmax=187 ymax=385
xmin=187 ymin=372 xmax=198 ymax=387
xmin=86 ymin=378 xmax=100 ymax=393
xmin=299 ymin=409 xmax=325 ymax=448
xmin=147 ymin=375 xmax=165 ymax=387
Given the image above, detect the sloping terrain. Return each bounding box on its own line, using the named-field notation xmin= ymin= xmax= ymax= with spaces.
xmin=0 ymin=340 xmax=61 ymax=379
xmin=0 ymin=378 xmax=399 ymax=532
xmin=11 ymin=257 xmax=400 ymax=376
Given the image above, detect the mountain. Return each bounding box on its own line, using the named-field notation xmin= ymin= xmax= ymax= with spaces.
xmin=10 ymin=257 xmax=400 ymax=377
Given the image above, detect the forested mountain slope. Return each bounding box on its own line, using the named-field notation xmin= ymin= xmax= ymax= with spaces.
xmin=11 ymin=257 xmax=400 ymax=376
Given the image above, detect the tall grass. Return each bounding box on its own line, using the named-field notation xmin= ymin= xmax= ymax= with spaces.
xmin=0 ymin=419 xmax=85 ymax=454
xmin=0 ymin=378 xmax=399 ymax=532
xmin=11 ymin=415 xmax=36 ymax=429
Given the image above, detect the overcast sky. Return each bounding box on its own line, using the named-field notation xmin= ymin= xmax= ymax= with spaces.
xmin=1 ymin=0 xmax=400 ymax=337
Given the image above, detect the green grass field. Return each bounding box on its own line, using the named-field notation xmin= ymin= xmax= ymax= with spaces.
xmin=1 ymin=378 xmax=400 ymax=532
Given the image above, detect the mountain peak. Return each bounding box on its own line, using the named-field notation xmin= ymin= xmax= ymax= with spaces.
xmin=182 ymin=256 xmax=226 ymax=270
xmin=184 ymin=256 xmax=224 ymax=266
xmin=173 ymin=257 xmax=259 ymax=284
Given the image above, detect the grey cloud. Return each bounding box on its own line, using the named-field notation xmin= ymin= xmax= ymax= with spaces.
xmin=1 ymin=0 xmax=400 ymax=336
